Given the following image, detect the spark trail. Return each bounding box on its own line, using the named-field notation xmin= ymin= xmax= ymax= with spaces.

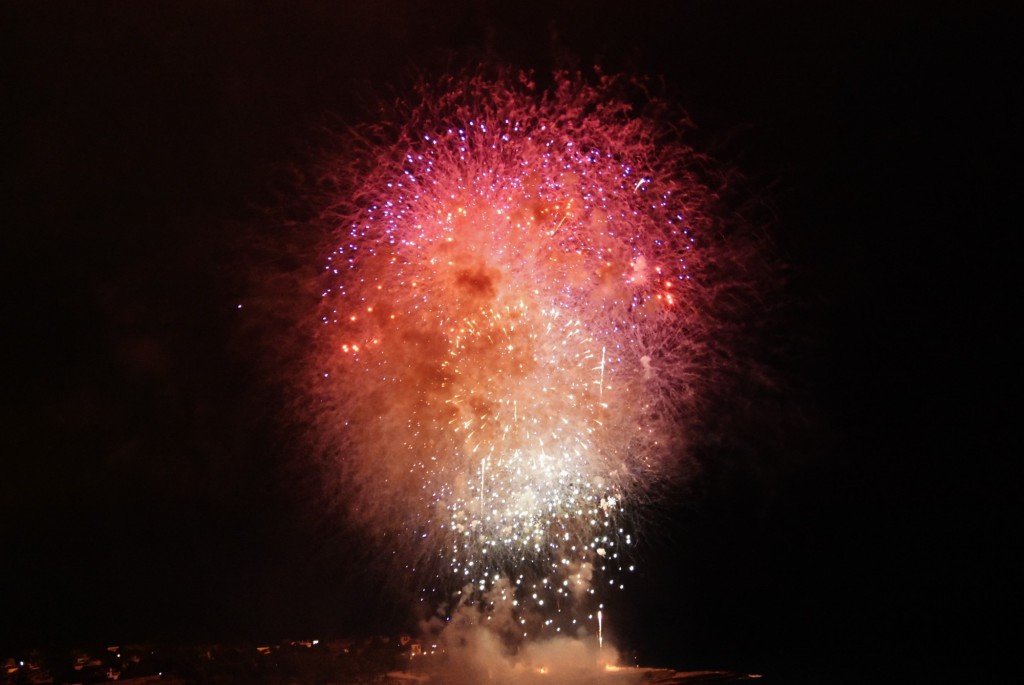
xmin=305 ymin=69 xmax=744 ymax=641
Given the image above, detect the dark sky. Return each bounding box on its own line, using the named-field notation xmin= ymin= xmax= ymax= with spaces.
xmin=2 ymin=1 xmax=1017 ymax=681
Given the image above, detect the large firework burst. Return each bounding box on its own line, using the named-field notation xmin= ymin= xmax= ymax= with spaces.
xmin=301 ymin=68 xmax=748 ymax=639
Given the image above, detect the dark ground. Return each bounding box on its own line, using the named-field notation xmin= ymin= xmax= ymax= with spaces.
xmin=2 ymin=1 xmax=1018 ymax=682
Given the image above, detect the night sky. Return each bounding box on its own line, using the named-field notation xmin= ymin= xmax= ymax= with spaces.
xmin=2 ymin=1 xmax=1016 ymax=682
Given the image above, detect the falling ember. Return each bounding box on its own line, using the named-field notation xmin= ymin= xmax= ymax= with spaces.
xmin=304 ymin=67 xmax=746 ymax=640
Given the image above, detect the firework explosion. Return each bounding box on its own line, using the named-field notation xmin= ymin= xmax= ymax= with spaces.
xmin=305 ymin=69 xmax=741 ymax=643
